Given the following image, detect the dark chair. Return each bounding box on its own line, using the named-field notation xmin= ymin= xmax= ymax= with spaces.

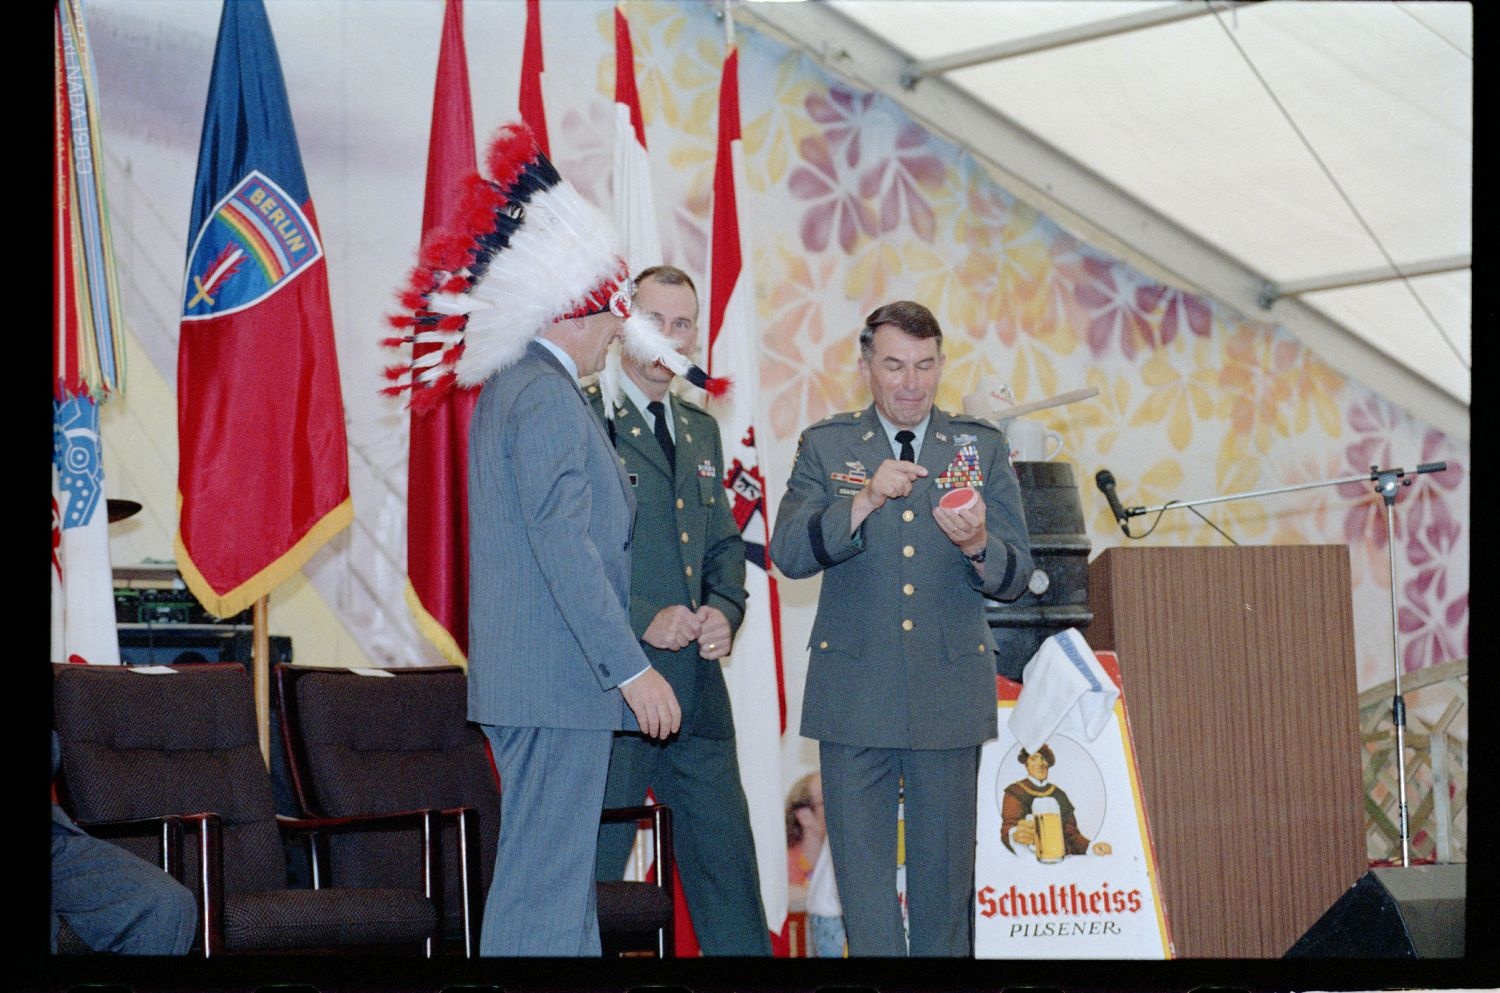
xmin=275 ymin=663 xmax=676 ymax=957
xmin=52 ymin=662 xmax=443 ymax=957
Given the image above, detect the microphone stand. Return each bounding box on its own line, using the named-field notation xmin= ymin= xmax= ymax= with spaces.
xmin=1120 ymin=461 xmax=1449 ymax=866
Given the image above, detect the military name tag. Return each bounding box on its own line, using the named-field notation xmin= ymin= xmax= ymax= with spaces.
xmin=936 ymin=444 xmax=985 ymax=489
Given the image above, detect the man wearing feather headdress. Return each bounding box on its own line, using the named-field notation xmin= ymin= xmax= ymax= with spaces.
xmin=385 ymin=124 xmax=726 ymax=955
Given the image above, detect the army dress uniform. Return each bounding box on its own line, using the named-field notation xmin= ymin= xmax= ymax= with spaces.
xmin=587 ymin=385 xmax=770 ymax=955
xmin=769 ymin=404 xmax=1032 ymax=956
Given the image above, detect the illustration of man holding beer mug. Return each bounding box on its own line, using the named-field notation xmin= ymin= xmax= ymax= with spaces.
xmin=1000 ymin=744 xmax=1111 ymax=860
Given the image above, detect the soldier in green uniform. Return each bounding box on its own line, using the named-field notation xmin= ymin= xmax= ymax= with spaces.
xmin=769 ymin=300 xmax=1032 ymax=956
xmin=588 ymin=266 xmax=771 ymax=955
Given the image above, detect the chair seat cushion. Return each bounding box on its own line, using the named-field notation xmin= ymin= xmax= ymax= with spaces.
xmin=595 ymin=880 xmax=672 ymax=935
xmin=225 ymin=887 xmax=438 ymax=951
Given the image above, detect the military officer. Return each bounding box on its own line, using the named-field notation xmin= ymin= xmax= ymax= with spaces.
xmin=588 ymin=265 xmax=771 ymax=955
xmin=769 ymin=300 xmax=1032 ymax=956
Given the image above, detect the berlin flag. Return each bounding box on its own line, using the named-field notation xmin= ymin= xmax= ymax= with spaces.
xmin=706 ymin=32 xmax=789 ymax=940
xmin=176 ymin=0 xmax=351 ymax=619
xmin=403 ymin=0 xmax=478 ymax=666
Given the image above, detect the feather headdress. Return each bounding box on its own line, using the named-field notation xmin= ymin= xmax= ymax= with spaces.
xmin=384 ymin=122 xmax=726 ymax=412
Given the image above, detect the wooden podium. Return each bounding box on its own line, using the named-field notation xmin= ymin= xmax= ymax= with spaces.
xmin=1088 ymin=546 xmax=1366 ymax=958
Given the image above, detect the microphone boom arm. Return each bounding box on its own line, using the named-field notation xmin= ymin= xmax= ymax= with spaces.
xmin=1122 ymin=462 xmax=1447 ymax=518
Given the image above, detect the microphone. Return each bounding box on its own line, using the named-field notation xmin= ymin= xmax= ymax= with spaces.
xmin=1095 ymin=469 xmax=1132 ymax=536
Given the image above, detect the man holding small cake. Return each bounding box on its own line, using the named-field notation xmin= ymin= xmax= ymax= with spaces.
xmin=770 ymin=300 xmax=1033 ymax=956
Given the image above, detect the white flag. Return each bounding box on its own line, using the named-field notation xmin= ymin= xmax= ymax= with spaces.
xmin=611 ymin=0 xmax=661 ymax=273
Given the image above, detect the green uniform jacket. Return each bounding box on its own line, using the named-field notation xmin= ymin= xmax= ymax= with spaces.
xmin=769 ymin=405 xmax=1032 ymax=750
xmin=587 ymin=386 xmax=749 ymax=739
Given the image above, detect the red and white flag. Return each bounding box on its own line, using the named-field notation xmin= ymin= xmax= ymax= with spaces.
xmin=611 ymin=1 xmax=660 ymax=273
xmin=706 ymin=28 xmax=789 ymax=940
xmin=403 ymin=0 xmax=478 ymax=666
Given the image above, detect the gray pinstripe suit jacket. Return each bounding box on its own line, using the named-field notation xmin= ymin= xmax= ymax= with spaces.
xmin=466 ymin=341 xmax=648 ymax=731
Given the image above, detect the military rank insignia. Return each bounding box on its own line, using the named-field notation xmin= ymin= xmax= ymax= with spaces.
xmin=936 ymin=444 xmax=984 ymax=489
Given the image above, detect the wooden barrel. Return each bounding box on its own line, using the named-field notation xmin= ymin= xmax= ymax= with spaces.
xmin=985 ymin=460 xmax=1093 ymax=680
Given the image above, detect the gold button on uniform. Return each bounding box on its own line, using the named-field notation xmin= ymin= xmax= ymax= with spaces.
xmin=685 ymin=566 xmax=693 ymax=576
xmin=902 ymin=619 xmax=914 ymax=631
xmin=676 ymin=498 xmax=685 ymax=509
xmin=903 ymin=545 xmax=915 ymax=558
xmin=903 ymin=583 xmax=915 ymax=596
xmin=681 ymin=532 xmax=690 ymax=544
xmin=902 ymin=509 xmax=914 ymax=522
xmin=819 ymin=641 xmax=828 ymax=650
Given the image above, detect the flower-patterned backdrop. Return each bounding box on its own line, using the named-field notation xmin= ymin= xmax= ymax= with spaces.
xmin=582 ymin=3 xmax=1468 ymax=704
xmin=89 ymin=1 xmax=1467 ymax=850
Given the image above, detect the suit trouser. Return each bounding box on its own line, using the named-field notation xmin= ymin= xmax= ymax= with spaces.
xmin=51 ymin=819 xmax=199 ymax=955
xmin=819 ymin=742 xmax=980 ymax=957
xmin=594 ymin=731 xmax=771 ymax=955
xmin=482 ymin=725 xmax=612 ymax=956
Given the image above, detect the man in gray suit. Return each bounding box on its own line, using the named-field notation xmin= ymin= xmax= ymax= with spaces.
xmin=587 ymin=266 xmax=770 ymax=955
xmin=468 ymin=308 xmax=682 ymax=956
xmin=769 ymin=300 xmax=1032 ymax=956
xmin=387 ymin=122 xmax=696 ymax=957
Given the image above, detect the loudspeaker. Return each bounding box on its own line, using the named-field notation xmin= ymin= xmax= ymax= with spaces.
xmin=1286 ymin=865 xmax=1465 ymax=958
xmin=117 ymin=626 xmax=292 ymax=667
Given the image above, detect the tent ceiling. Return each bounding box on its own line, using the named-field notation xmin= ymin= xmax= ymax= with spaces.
xmin=738 ymin=0 xmax=1470 ymax=440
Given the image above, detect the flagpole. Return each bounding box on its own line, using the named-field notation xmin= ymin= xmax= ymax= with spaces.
xmin=254 ymin=595 xmax=270 ymax=767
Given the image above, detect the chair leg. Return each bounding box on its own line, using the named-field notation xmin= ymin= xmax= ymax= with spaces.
xmin=457 ymin=808 xmax=481 ymax=958
xmin=651 ymin=806 xmax=675 ymax=959
xmin=419 ymin=809 xmax=437 ymax=959
xmin=189 ymin=813 xmax=225 ymax=958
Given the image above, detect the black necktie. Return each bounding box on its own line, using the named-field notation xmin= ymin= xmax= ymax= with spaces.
xmin=895 ymin=429 xmax=916 ymax=463
xmin=648 ymin=400 xmax=676 ymax=472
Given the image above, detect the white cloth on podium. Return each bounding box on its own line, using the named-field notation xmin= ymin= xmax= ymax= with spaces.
xmin=1008 ymin=628 xmax=1119 ymax=752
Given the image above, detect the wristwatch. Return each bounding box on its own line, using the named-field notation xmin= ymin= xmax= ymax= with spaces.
xmin=966 ymin=547 xmax=987 ymax=564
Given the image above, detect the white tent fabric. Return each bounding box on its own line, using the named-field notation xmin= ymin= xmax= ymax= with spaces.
xmin=742 ymin=0 xmax=1471 ymax=439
